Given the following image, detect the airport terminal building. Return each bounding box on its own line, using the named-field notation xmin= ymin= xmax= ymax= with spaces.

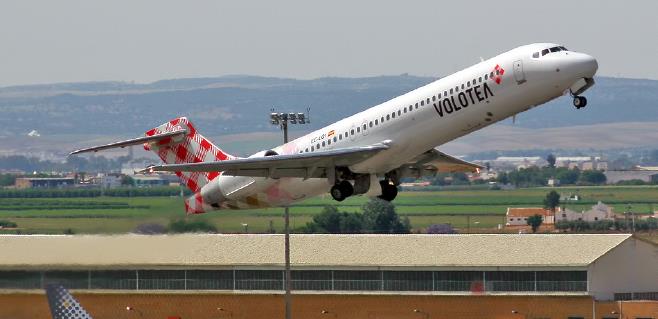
xmin=0 ymin=234 xmax=656 ymax=318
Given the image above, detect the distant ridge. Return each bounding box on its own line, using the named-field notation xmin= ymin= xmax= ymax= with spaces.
xmin=0 ymin=75 xmax=656 ymax=155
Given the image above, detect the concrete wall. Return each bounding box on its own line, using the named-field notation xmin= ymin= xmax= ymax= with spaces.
xmin=1 ymin=292 xmax=656 ymax=319
xmin=588 ymin=237 xmax=658 ymax=300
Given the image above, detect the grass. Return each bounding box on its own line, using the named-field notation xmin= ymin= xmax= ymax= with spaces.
xmin=0 ymin=185 xmax=656 ymax=234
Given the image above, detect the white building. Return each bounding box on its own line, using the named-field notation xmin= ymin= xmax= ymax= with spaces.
xmin=506 ymin=207 xmax=554 ymax=226
xmin=556 ymin=202 xmax=616 ymax=223
xmin=0 ymin=234 xmax=655 ymax=301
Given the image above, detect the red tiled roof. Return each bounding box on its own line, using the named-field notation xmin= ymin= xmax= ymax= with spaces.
xmin=507 ymin=208 xmax=551 ymax=217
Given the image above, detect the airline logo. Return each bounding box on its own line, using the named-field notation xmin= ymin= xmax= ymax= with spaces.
xmin=432 ymin=82 xmax=494 ymax=118
xmin=493 ymin=65 xmax=505 ymax=84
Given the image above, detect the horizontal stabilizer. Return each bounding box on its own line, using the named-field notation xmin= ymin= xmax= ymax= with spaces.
xmin=69 ymin=129 xmax=187 ymax=155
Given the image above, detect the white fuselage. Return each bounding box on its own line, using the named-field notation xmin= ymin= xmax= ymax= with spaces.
xmin=212 ymin=43 xmax=598 ymax=209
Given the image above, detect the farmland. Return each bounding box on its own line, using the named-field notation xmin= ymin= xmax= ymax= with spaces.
xmin=0 ymin=186 xmax=657 ymax=234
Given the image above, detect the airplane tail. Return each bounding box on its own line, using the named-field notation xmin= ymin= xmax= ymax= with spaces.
xmin=46 ymin=284 xmax=93 ymax=319
xmin=144 ymin=117 xmax=236 ymax=213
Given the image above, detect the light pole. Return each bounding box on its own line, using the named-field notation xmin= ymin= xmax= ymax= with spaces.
xmin=270 ymin=109 xmax=309 ymax=319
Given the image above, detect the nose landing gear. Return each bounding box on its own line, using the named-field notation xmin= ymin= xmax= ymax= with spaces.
xmin=573 ymin=96 xmax=587 ymax=109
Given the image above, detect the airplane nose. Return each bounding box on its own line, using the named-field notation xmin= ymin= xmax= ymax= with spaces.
xmin=574 ymin=53 xmax=598 ymax=78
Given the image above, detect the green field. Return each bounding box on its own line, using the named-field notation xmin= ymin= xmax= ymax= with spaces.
xmin=0 ymin=186 xmax=657 ymax=234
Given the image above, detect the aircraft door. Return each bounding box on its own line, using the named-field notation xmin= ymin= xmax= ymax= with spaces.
xmin=513 ymin=60 xmax=526 ymax=84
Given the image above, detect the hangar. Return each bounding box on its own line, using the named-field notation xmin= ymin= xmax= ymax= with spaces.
xmin=0 ymin=234 xmax=656 ymax=318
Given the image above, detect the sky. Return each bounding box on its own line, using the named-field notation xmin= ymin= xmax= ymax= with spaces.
xmin=1 ymin=0 xmax=657 ymax=87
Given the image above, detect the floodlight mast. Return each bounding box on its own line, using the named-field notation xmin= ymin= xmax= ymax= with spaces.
xmin=269 ymin=107 xmax=310 ymax=319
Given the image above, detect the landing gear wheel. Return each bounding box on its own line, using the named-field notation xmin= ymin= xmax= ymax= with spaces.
xmin=573 ymin=96 xmax=587 ymax=109
xmin=330 ymin=180 xmax=354 ymax=202
xmin=377 ymin=180 xmax=398 ymax=202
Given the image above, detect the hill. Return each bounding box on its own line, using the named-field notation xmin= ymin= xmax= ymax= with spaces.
xmin=0 ymin=75 xmax=657 ymax=157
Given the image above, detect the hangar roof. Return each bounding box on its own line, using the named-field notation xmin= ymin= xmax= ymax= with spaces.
xmin=0 ymin=234 xmax=633 ymax=270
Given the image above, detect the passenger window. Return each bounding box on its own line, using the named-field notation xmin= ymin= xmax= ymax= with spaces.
xmin=369 ymin=121 xmax=373 ymax=128
xmin=327 ymin=140 xmax=331 ymax=145
xmin=339 ymin=134 xmax=342 ymax=140
xmin=542 ymin=49 xmax=549 ymax=56
xmin=397 ymin=110 xmax=401 ymax=116
xmin=404 ymin=107 xmax=407 ymax=113
xmin=305 ymin=148 xmax=309 ymax=152
xmin=496 ymin=69 xmax=499 ymax=75
xmin=461 ymin=84 xmax=464 ymax=89
xmin=362 ymin=124 xmax=366 ymax=130
xmin=350 ymin=129 xmax=354 ymax=135
xmin=532 ymin=52 xmax=539 ymax=58
xmin=392 ymin=112 xmax=396 ymax=118
xmin=467 ymin=81 xmax=471 ymax=87
xmin=311 ymin=146 xmax=314 ymax=151
xmin=432 ymin=96 xmax=436 ymax=101
xmin=472 ymin=79 xmax=476 ymax=85
xmin=490 ymin=71 xmax=494 ymax=78
xmin=356 ymin=127 xmax=360 ymax=133
xmin=409 ymin=105 xmax=413 ymax=111
xmin=444 ymin=91 xmax=447 ymax=96
xmin=381 ymin=116 xmax=384 ymax=122
xmin=484 ymin=74 xmax=488 ymax=80
xmin=455 ymin=86 xmax=459 ymax=92
xmin=421 ymin=100 xmax=424 ymax=106
xmin=386 ymin=114 xmax=390 ymax=120
xmin=333 ymin=136 xmax=337 ymax=142
xmin=550 ymin=47 xmax=559 ymax=53
xmin=415 ymin=103 xmax=419 ymax=109
xmin=450 ymin=88 xmax=453 ymax=94
xmin=316 ymin=143 xmax=320 ymax=149
xmin=479 ymin=77 xmax=482 ymax=82
xmin=375 ymin=119 xmax=379 ymax=125
xmin=426 ymin=98 xmax=430 ymax=104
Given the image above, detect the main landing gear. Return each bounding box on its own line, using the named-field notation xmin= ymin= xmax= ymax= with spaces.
xmin=330 ymin=180 xmax=354 ymax=202
xmin=573 ymin=96 xmax=587 ymax=109
xmin=377 ymin=180 xmax=398 ymax=202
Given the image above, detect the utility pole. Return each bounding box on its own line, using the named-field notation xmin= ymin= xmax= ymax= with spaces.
xmin=270 ymin=109 xmax=309 ymax=319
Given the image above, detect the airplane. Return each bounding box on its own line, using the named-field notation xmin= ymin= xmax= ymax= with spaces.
xmin=45 ymin=284 xmax=93 ymax=319
xmin=71 ymin=43 xmax=598 ymax=214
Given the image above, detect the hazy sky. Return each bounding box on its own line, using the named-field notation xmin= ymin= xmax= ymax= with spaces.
xmin=1 ymin=0 xmax=657 ymax=87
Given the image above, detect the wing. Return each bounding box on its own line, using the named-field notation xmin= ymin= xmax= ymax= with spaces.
xmin=139 ymin=143 xmax=389 ymax=179
xmin=399 ymin=149 xmax=483 ymax=178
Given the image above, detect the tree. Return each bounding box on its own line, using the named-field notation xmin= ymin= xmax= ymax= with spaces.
xmin=555 ymin=168 xmax=580 ymax=185
xmin=120 ymin=175 xmax=135 ymax=186
xmin=578 ymin=170 xmax=607 ymax=185
xmin=362 ymin=199 xmax=410 ymax=233
xmin=546 ymin=154 xmax=556 ymax=168
xmin=168 ymin=219 xmax=217 ymax=233
xmin=526 ymin=214 xmax=543 ymax=233
xmin=310 ymin=206 xmax=342 ymax=233
xmin=543 ymin=190 xmax=561 ymax=213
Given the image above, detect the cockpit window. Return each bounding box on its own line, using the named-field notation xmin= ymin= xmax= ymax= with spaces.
xmin=541 ymin=49 xmax=549 ymax=56
xmin=559 ymin=46 xmax=568 ymax=51
xmin=532 ymin=52 xmax=539 ymax=58
xmin=550 ymin=47 xmax=560 ymax=53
